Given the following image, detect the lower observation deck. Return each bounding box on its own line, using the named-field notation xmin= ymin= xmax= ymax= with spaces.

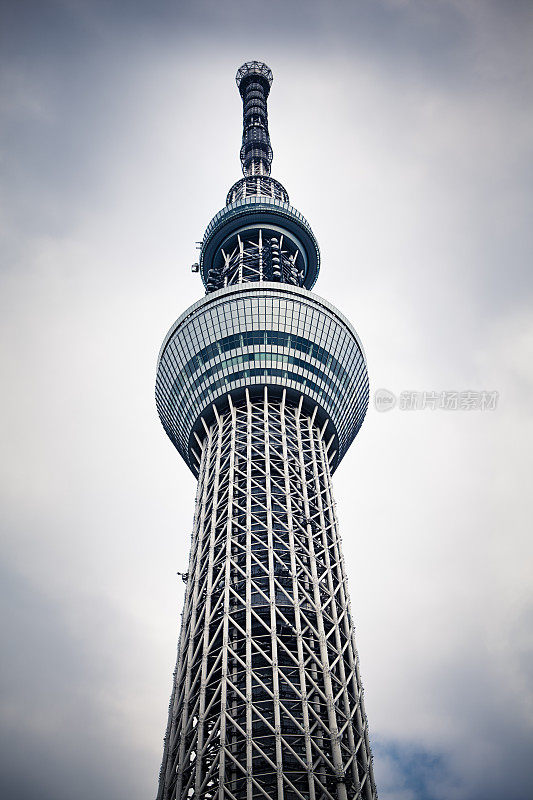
xmin=156 ymin=283 xmax=369 ymax=475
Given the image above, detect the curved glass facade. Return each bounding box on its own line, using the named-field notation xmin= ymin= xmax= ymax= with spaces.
xmin=156 ymin=282 xmax=369 ymax=475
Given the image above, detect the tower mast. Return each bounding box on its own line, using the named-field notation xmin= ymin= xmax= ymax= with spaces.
xmin=156 ymin=61 xmax=377 ymax=800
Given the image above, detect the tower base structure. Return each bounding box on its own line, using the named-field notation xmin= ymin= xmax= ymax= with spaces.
xmin=158 ymin=391 xmax=377 ymax=800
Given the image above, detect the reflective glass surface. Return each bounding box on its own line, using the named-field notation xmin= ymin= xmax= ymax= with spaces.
xmin=156 ymin=283 xmax=369 ymax=475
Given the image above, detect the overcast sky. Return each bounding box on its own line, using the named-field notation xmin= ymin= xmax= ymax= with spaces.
xmin=1 ymin=1 xmax=532 ymax=799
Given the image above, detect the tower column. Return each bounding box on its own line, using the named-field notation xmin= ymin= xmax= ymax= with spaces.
xmin=157 ymin=396 xmax=376 ymax=800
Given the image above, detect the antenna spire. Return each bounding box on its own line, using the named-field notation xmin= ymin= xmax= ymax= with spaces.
xmin=236 ymin=61 xmax=274 ymax=176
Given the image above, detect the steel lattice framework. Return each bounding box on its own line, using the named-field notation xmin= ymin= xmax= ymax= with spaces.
xmin=156 ymin=62 xmax=378 ymax=800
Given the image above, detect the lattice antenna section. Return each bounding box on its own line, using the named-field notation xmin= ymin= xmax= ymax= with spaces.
xmin=236 ymin=61 xmax=274 ymax=177
xmin=220 ymin=64 xmax=290 ymax=211
xmin=157 ymin=389 xmax=377 ymax=800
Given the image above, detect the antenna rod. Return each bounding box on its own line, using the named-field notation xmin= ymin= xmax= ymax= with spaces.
xmin=236 ymin=61 xmax=274 ymax=177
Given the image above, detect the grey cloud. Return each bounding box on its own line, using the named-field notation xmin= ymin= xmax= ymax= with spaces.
xmin=0 ymin=563 xmax=156 ymax=800
xmin=1 ymin=1 xmax=532 ymax=799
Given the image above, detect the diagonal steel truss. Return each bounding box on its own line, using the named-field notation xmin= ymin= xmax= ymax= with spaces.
xmin=210 ymin=230 xmax=302 ymax=292
xmin=158 ymin=389 xmax=377 ymax=800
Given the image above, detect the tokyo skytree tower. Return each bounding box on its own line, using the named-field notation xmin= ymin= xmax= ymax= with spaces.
xmin=155 ymin=61 xmax=377 ymax=800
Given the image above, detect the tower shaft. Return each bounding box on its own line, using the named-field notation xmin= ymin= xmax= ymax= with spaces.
xmin=158 ymin=392 xmax=375 ymax=800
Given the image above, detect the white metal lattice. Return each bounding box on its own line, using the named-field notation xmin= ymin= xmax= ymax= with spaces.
xmin=158 ymin=389 xmax=377 ymax=800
